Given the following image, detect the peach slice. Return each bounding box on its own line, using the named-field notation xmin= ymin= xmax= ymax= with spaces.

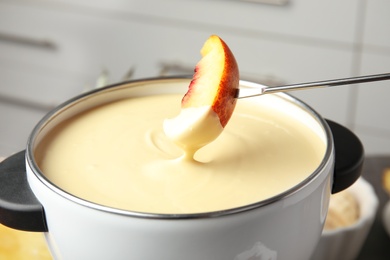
xmin=164 ymin=35 xmax=239 ymax=157
xmin=182 ymin=35 xmax=239 ymax=127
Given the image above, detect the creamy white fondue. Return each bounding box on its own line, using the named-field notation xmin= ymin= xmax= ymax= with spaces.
xmin=36 ymin=93 xmax=326 ymax=214
xmin=163 ymin=105 xmax=224 ymax=159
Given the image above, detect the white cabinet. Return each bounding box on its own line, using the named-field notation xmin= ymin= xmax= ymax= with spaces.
xmin=43 ymin=0 xmax=361 ymax=43
xmin=0 ymin=0 xmax=389 ymax=155
xmin=362 ymin=0 xmax=390 ymax=48
xmin=353 ymin=0 xmax=390 ymax=154
xmin=0 ymin=102 xmax=47 ymax=155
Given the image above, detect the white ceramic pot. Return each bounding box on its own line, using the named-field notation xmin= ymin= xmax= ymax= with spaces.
xmin=0 ymin=78 xmax=364 ymax=260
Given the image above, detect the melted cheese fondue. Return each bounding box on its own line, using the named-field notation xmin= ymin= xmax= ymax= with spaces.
xmin=35 ymin=93 xmax=326 ymax=214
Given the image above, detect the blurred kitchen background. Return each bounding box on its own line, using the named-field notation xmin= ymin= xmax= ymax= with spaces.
xmin=0 ymin=0 xmax=389 ymax=157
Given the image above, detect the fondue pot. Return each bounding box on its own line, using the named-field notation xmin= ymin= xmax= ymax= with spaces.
xmin=0 ymin=78 xmax=363 ymax=260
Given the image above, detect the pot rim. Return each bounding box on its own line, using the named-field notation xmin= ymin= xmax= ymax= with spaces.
xmin=25 ymin=76 xmax=334 ymax=219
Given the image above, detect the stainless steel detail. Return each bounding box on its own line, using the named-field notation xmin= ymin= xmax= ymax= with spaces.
xmin=239 ymin=0 xmax=289 ymax=6
xmin=238 ymin=73 xmax=390 ymax=99
xmin=0 ymin=32 xmax=57 ymax=50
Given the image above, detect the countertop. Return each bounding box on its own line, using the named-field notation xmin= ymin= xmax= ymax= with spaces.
xmin=357 ymin=156 xmax=390 ymax=259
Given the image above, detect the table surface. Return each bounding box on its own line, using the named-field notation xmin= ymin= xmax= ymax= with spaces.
xmin=356 ymin=156 xmax=390 ymax=259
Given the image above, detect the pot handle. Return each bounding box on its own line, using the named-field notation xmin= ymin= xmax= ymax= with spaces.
xmin=326 ymin=119 xmax=364 ymax=194
xmin=0 ymin=150 xmax=48 ymax=232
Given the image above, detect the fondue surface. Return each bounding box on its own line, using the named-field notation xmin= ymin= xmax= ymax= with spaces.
xmin=36 ymin=93 xmax=326 ymax=214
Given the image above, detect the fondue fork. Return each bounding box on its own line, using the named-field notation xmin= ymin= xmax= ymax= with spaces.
xmin=237 ymin=72 xmax=390 ymax=98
